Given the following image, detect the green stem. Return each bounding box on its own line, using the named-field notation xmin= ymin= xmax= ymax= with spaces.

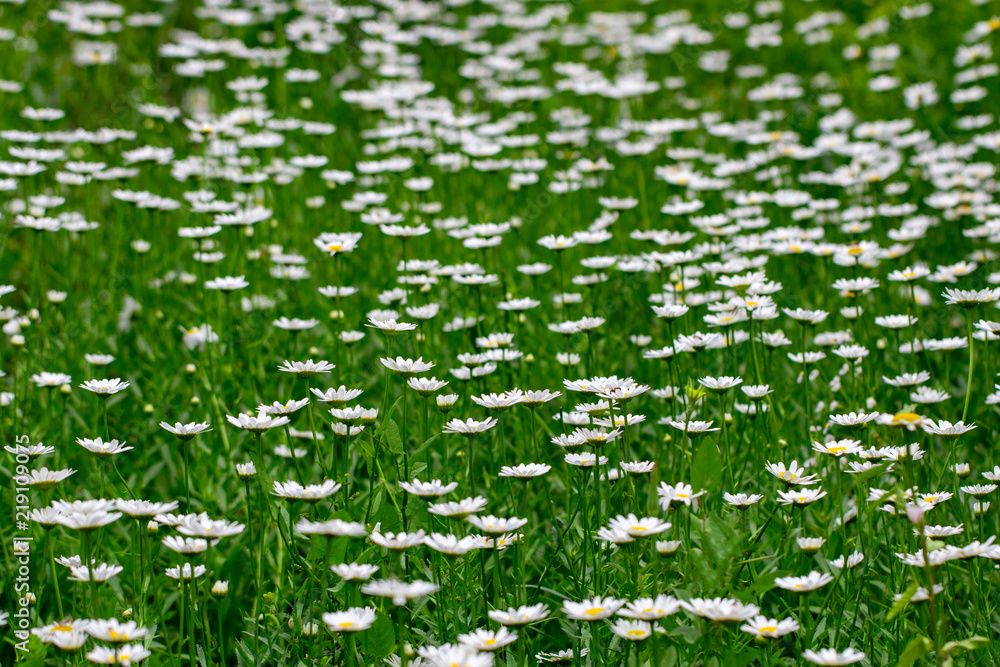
xmin=963 ymin=309 xmax=975 ymax=423
xmin=217 ymin=600 xmax=227 ymax=667
xmin=47 ymin=532 xmax=64 ymax=619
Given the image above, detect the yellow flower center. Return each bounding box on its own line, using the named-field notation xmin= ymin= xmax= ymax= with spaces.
xmin=586 ymin=607 xmax=605 ymax=616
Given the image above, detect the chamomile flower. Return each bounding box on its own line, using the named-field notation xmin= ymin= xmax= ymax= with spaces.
xmin=797 ymin=537 xmax=826 ymax=553
xmin=610 ymin=620 xmax=653 ymax=641
xmin=278 ymin=359 xmax=335 ymax=376
xmin=658 ymin=482 xmax=705 ymax=508
xmin=80 ymin=378 xmax=131 ymax=395
xmin=428 ymin=497 xmax=488 ymax=518
xmin=765 ymin=461 xmax=819 ymax=486
xmin=942 ymin=287 xmax=1000 ymax=307
xmin=488 ymin=604 xmax=550 ymax=626
xmin=458 ymin=627 xmax=518 ymax=651
xmin=617 ymin=595 xmax=682 ymax=620
xmin=360 ymin=579 xmax=439 ymax=606
xmin=812 ymin=439 xmax=863 ymax=457
xmin=723 ymin=492 xmax=765 ymax=508
xmin=370 ymin=529 xmax=427 ymax=550
xmin=830 ymin=551 xmax=865 ymax=569
xmin=159 ymin=421 xmax=212 ymax=439
xmin=802 ymin=648 xmax=866 ymax=665
xmin=680 ymin=598 xmax=759 ymax=622
xmin=322 ymin=607 xmax=377 ymax=632
xmin=562 ymin=596 xmax=624 ymax=621
xmin=443 ymin=417 xmax=497 ymax=436
xmin=424 ymin=533 xmax=478 ymax=556
xmin=607 ymin=514 xmax=671 ymax=537
xmin=77 ymin=438 xmax=134 ymax=458
xmin=740 ymin=616 xmax=800 ymax=638
xmin=272 ymin=479 xmax=341 ymax=501
xmin=499 ymin=463 xmax=551 ymax=478
xmin=226 ymin=411 xmax=290 ymax=431
xmin=467 ymin=515 xmax=527 ymax=534
xmin=398 ymin=479 xmax=458 ymax=497
xmin=776 ymin=488 xmax=829 ymax=506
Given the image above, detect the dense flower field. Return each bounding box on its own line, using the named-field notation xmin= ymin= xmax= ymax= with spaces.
xmin=3 ymin=0 xmax=1000 ymax=665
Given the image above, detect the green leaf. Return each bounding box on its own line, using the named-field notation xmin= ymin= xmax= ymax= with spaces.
xmin=942 ymin=636 xmax=989 ymax=657
xmin=246 ymin=439 xmax=276 ymax=502
xmin=413 ymin=432 xmax=440 ymax=457
xmin=896 ymin=636 xmax=932 ymax=667
xmin=142 ymin=461 xmax=165 ymax=487
xmin=357 ymin=436 xmax=375 ymax=469
xmin=670 ymin=623 xmax=701 ymax=644
xmin=361 ymin=612 xmax=396 ymax=659
xmin=377 ymin=396 xmax=404 ymax=437
xmin=687 ymin=514 xmax=741 ymax=593
xmin=691 ymin=436 xmax=721 ymax=492
xmin=854 ymin=462 xmax=889 ymax=483
xmin=748 ymin=569 xmax=791 ymax=597
xmin=8 ymin=634 xmax=47 ymax=667
xmin=886 ymin=579 xmax=919 ymax=620
xmin=385 ymin=420 xmax=403 ymax=455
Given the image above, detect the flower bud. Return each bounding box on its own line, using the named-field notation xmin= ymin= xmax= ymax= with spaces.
xmin=211 ymin=580 xmax=229 ymax=598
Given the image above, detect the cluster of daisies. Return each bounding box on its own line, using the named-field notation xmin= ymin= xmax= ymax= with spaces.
xmin=6 ymin=0 xmax=1000 ymax=665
